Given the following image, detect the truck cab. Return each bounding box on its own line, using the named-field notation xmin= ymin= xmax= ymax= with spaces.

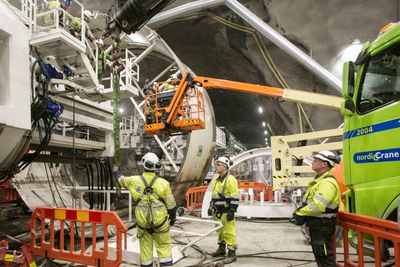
xmin=341 ymin=22 xmax=400 ymax=256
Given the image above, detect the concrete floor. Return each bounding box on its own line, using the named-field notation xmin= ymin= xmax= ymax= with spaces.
xmin=0 ymin=211 xmax=388 ymax=266
xmin=171 ymin=217 xmax=316 ymax=267
xmin=116 ymin=215 xmax=382 ymax=267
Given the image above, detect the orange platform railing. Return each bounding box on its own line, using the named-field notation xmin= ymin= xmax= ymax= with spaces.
xmin=31 ymin=207 xmax=127 ymax=267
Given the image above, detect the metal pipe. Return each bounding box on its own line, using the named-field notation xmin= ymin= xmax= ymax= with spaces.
xmin=171 ymin=216 xmax=223 ymax=252
xmin=225 ymin=0 xmax=341 ymax=92
xmin=148 ymin=0 xmax=341 ymax=91
xmin=147 ymin=0 xmax=226 ymax=27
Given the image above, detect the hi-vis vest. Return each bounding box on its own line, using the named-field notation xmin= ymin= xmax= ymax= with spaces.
xmin=210 ymin=173 xmax=240 ymax=217
xmin=119 ymin=171 xmax=176 ymax=230
xmin=296 ymin=171 xmax=340 ymax=218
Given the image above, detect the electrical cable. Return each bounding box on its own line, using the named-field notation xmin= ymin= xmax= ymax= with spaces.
xmin=41 ymin=145 xmax=57 ymax=207
xmin=156 ymin=11 xmax=316 ymax=132
xmin=170 ymin=219 xmax=315 ymax=266
xmin=95 ymin=160 xmax=103 ymax=210
xmin=72 ymin=92 xmax=76 ymax=208
xmin=88 ymin=163 xmax=94 ymax=209
xmin=84 ymin=164 xmax=93 ymax=209
xmin=99 ymin=161 xmax=106 ymax=210
xmin=171 ymin=223 xmax=208 ymax=266
xmin=18 ymin=58 xmax=54 ymax=171
xmin=50 ymin=166 xmax=67 ymax=208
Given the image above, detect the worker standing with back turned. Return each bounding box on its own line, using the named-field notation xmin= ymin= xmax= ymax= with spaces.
xmin=208 ymin=156 xmax=240 ymax=264
xmin=113 ymin=152 xmax=176 ymax=267
xmin=289 ymin=150 xmax=340 ymax=267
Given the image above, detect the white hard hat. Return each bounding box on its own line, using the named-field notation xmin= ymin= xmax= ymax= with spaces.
xmin=95 ymin=39 xmax=104 ymax=45
xmin=142 ymin=152 xmax=161 ymax=171
xmin=83 ymin=10 xmax=93 ymax=19
xmin=215 ymin=156 xmax=232 ymax=169
xmin=312 ymin=150 xmax=336 ymax=167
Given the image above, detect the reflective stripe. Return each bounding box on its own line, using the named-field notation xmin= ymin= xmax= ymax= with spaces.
xmin=313 ymin=194 xmax=339 ymax=209
xmin=166 ymin=203 xmax=176 ymax=209
xmin=165 ymin=196 xmax=175 ymax=203
xmin=227 ymin=245 xmax=237 ymax=250
xmin=230 ymin=201 xmax=239 ymax=205
xmin=221 ymin=173 xmax=229 ymax=195
xmin=141 ymin=259 xmax=153 ymax=266
xmin=136 ymin=205 xmax=166 ymax=212
xmin=313 ymin=214 xmax=337 ymax=218
xmin=213 ymin=201 xmax=226 ymax=205
xmin=137 ymin=201 xmax=165 ymax=208
xmin=309 ymin=203 xmax=321 ymax=214
xmin=159 ymin=257 xmax=173 ymax=263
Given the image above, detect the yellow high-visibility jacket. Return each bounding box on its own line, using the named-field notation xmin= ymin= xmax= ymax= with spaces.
xmin=118 ymin=171 xmax=176 ymax=230
xmin=296 ymin=171 xmax=340 ymax=218
xmin=211 ymin=173 xmax=240 ymax=216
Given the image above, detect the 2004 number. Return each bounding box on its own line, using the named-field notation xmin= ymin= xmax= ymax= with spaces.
xmin=356 ymin=126 xmax=373 ymax=136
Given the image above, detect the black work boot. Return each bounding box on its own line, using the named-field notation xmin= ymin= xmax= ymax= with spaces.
xmin=211 ymin=242 xmax=226 ymax=257
xmin=222 ymin=249 xmax=237 ymax=264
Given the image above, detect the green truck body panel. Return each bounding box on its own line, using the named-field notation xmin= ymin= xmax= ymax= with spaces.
xmin=342 ymin=22 xmax=400 ymax=220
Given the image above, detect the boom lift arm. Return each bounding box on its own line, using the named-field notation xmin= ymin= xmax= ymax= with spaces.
xmin=144 ymin=73 xmax=342 ymax=135
xmin=194 ymin=76 xmax=342 ymax=110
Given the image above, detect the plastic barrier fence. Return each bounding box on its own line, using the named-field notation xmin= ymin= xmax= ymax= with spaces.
xmin=31 ymin=207 xmax=127 ymax=267
xmin=238 ymin=182 xmax=273 ymax=201
xmin=336 ymin=211 xmax=400 ymax=267
xmin=185 ymin=185 xmax=208 ymax=211
xmin=186 ymin=182 xmax=273 ymax=210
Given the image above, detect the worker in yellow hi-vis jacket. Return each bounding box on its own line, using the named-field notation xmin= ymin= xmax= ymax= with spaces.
xmin=208 ymin=156 xmax=240 ymax=264
xmin=113 ymin=152 xmax=176 ymax=267
xmin=290 ymin=150 xmax=340 ymax=267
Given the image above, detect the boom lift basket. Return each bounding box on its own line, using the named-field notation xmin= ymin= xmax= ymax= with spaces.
xmin=171 ymin=86 xmax=205 ymax=131
xmin=144 ymin=79 xmax=205 ymax=135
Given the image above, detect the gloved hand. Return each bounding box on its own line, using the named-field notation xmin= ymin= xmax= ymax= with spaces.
xmin=112 ymin=165 xmax=122 ymax=183
xmin=168 ymin=207 xmax=177 ymax=226
xmin=289 ymin=214 xmax=305 ymax=226
xmin=226 ymin=209 xmax=235 ymax=221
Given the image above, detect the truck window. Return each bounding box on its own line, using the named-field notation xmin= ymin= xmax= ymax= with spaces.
xmin=357 ymin=45 xmax=400 ymax=113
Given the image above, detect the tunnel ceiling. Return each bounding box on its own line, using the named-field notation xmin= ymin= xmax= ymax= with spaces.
xmin=83 ymin=0 xmax=398 ymax=149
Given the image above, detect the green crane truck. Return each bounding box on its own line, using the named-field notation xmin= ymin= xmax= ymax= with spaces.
xmin=341 ymin=21 xmax=400 ymax=257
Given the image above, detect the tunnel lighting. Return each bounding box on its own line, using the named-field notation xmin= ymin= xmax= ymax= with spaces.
xmin=267 ymin=123 xmax=273 ymax=134
xmin=119 ymin=108 xmax=124 ymax=114
xmin=330 ymin=39 xmax=362 ymax=80
xmin=262 ymin=121 xmax=266 ymax=127
xmin=258 ymin=106 xmax=263 ymax=114
xmin=264 ymin=130 xmax=268 ymax=135
xmin=265 ymin=138 xmax=268 ymax=141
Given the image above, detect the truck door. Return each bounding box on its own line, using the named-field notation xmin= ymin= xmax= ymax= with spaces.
xmin=346 ymin=44 xmax=400 ymax=218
